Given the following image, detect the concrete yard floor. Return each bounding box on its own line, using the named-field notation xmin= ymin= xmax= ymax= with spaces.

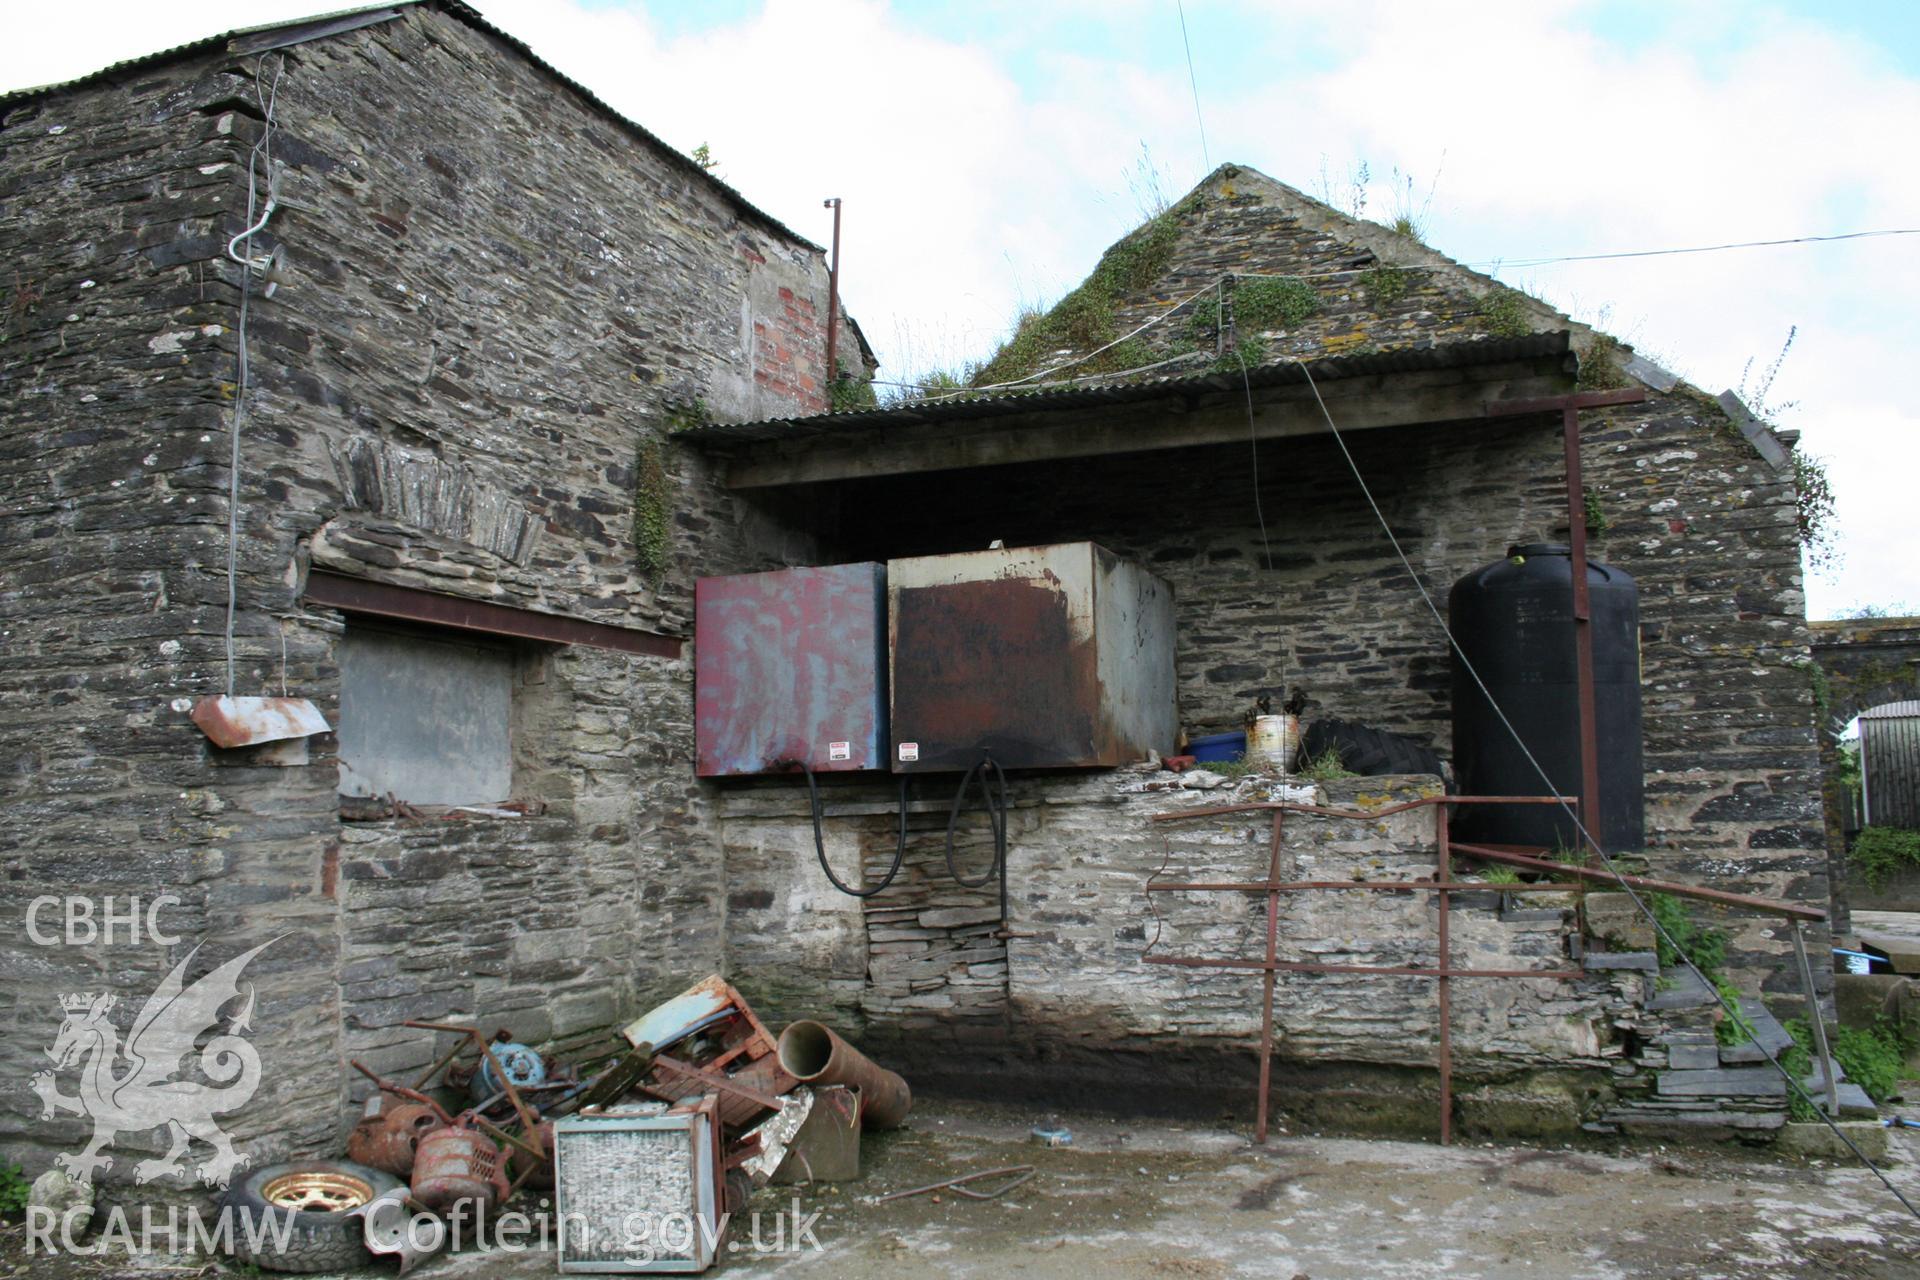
xmin=5 ymin=1097 xmax=1920 ymax=1278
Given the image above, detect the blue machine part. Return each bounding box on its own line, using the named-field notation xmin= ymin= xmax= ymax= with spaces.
xmin=473 ymin=1041 xmax=546 ymax=1101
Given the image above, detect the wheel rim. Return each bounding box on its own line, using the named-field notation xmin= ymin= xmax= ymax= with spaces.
xmin=262 ymin=1169 xmax=375 ymax=1213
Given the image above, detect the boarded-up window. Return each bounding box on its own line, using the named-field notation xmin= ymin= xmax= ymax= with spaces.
xmin=338 ymin=623 xmax=514 ymax=806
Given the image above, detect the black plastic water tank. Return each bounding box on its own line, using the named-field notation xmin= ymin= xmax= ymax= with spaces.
xmin=1449 ymin=544 xmax=1644 ymax=852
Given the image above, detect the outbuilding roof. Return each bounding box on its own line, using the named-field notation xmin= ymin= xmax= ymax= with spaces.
xmin=680 ymin=330 xmax=1574 ymax=448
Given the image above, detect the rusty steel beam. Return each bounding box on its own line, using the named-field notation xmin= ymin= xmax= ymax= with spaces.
xmin=306 ymin=571 xmax=681 ymax=658
xmin=1145 ymin=879 xmax=1584 ymax=894
xmin=1484 ymin=387 xmax=1649 ymax=855
xmin=1436 ymin=802 xmax=1453 ymax=1143
xmin=1484 ymin=388 xmax=1648 ymax=416
xmin=1151 ymin=795 xmax=1570 ymax=824
xmin=1450 ymin=843 xmax=1827 ymax=921
xmin=1256 ymin=809 xmax=1283 ymax=1143
xmin=1142 ymin=956 xmax=1583 ymax=980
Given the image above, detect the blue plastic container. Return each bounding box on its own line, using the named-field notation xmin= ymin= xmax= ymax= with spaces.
xmin=1188 ymin=731 xmax=1246 ymax=763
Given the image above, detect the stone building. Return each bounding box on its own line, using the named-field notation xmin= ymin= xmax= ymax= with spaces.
xmin=0 ymin=0 xmax=867 ymax=1186
xmin=1 ymin=3 xmax=1827 ymax=1187
xmin=683 ymin=166 xmax=1830 ymax=1137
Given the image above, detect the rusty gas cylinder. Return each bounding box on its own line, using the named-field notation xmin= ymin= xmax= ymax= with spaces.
xmin=348 ymin=1100 xmax=445 ymax=1177
xmin=508 ymin=1121 xmax=555 ymax=1191
xmin=410 ymin=1121 xmax=508 ymax=1214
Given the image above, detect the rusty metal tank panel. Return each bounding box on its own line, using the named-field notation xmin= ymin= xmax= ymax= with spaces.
xmin=695 ymin=563 xmax=888 ymax=777
xmin=887 ymin=543 xmax=1176 ymax=772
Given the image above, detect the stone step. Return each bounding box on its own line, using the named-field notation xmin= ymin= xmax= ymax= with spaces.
xmin=1802 ymin=1075 xmax=1879 ymax=1119
xmin=1718 ymin=998 xmax=1797 ymax=1063
xmin=1584 ymin=950 xmax=1659 ymax=972
xmin=1599 ymin=1108 xmax=1786 ymax=1135
xmin=1656 ymin=1066 xmax=1787 ymax=1098
xmin=1646 ymin=966 xmax=1717 ymax=1011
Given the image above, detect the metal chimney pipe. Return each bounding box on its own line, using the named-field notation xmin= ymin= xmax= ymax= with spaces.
xmin=822 ymin=197 xmax=842 ymax=405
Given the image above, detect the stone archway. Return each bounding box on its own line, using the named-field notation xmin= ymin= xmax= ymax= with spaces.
xmin=1809 ymin=618 xmax=1920 ymax=930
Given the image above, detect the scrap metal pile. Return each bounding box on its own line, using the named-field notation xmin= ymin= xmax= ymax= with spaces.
xmin=226 ymin=975 xmax=906 ymax=1274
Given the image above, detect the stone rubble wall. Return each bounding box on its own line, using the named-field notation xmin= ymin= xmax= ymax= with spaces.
xmin=0 ymin=5 xmax=842 ymax=1184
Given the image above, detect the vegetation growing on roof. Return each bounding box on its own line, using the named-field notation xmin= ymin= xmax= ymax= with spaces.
xmin=1576 ymin=335 xmax=1628 ymax=390
xmin=829 ymin=362 xmax=878 ymax=413
xmin=1734 ymin=326 xmax=1840 ymax=573
xmin=1233 ymin=276 xmax=1319 ymax=330
xmin=1476 ymin=286 xmax=1535 ymax=338
xmin=1792 ymin=449 xmax=1838 ymax=572
xmin=663 ymin=397 xmax=712 ymax=434
xmin=1360 ymin=264 xmax=1413 ymax=306
xmin=1211 ymin=335 xmax=1264 ymax=375
xmin=1187 ymin=293 xmax=1221 ymax=345
xmin=971 ymin=190 xmax=1207 ymax=387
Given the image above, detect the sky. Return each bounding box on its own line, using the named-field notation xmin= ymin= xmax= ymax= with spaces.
xmin=4 ymin=0 xmax=1914 ymax=618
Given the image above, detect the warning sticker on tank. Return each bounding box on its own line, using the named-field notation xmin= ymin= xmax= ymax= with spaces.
xmin=898 ymin=742 xmax=919 ymax=762
xmin=828 ymin=741 xmax=851 ymax=762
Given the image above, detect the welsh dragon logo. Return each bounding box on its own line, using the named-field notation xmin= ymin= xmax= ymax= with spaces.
xmin=31 ymin=940 xmax=277 ymax=1188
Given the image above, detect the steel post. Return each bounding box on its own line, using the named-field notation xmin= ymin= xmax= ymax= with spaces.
xmin=1791 ymin=921 xmax=1841 ymax=1117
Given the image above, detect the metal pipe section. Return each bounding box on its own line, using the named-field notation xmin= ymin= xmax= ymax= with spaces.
xmin=823 ymin=197 xmax=842 ymax=393
xmin=777 ymin=1020 xmax=911 ymax=1129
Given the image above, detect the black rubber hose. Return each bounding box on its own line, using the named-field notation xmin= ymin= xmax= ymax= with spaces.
xmin=944 ymin=755 xmax=1009 ymax=891
xmin=803 ymin=763 xmax=908 ymax=898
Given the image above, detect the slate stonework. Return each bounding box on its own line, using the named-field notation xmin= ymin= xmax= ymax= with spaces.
xmin=0 ymin=4 xmax=862 ymax=1183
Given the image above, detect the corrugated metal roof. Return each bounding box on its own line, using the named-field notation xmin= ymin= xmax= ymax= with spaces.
xmin=0 ymin=0 xmax=820 ymax=253
xmin=1862 ymin=702 xmax=1920 ymax=720
xmin=684 ymin=331 xmax=1574 ymax=448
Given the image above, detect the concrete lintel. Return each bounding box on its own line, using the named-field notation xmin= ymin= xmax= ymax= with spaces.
xmin=722 ymin=357 xmax=1571 ymax=490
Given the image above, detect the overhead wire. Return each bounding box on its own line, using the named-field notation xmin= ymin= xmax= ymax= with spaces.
xmin=1175 ymin=0 xmax=1210 ymax=173
xmin=1266 ymin=354 xmax=1920 ymax=1223
xmin=872 ymin=224 xmax=1917 ymax=405
xmin=1466 ymin=227 xmax=1920 ymax=271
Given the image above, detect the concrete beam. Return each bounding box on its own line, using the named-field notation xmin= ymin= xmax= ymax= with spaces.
xmin=720 ymin=357 xmax=1572 ymax=489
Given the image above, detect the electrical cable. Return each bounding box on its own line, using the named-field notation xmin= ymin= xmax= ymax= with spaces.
xmin=908 ymin=280 xmax=1223 ymax=403
xmin=1468 ymin=227 xmax=1920 ymax=271
xmin=801 ymin=764 xmax=909 ymax=898
xmin=945 ymin=754 xmax=1009 ymax=891
xmin=1232 ymin=320 xmax=1273 ymax=574
xmin=222 ymin=55 xmax=284 ymax=698
xmin=945 ymin=753 xmax=1013 ymax=950
xmin=1175 ymin=0 xmax=1209 ymax=173
xmin=877 ymin=225 xmax=1919 ymax=407
xmin=1279 ymin=355 xmax=1920 ymax=1223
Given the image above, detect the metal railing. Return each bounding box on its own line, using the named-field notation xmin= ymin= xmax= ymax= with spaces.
xmin=1144 ymin=794 xmax=1833 ymax=1143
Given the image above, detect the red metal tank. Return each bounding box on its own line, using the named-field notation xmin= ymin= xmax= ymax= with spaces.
xmin=695 ymin=563 xmax=888 ymax=776
xmin=887 ymin=543 xmax=1176 ymax=771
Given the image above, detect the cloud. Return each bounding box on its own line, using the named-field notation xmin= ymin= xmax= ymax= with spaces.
xmin=4 ymin=0 xmax=1912 ymax=611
